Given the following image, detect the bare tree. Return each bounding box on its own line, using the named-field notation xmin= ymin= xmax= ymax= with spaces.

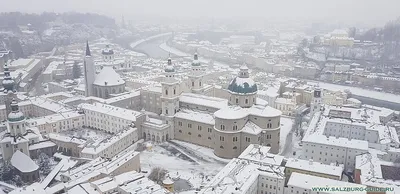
xmin=148 ymin=167 xmax=168 ymax=184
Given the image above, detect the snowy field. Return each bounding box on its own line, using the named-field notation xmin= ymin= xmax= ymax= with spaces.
xmin=140 ymin=142 xmax=225 ymax=191
xmin=59 ymin=128 xmax=111 ymax=142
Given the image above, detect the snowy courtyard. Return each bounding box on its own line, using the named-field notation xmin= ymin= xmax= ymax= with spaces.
xmin=140 ymin=142 xmax=225 ymax=192
xmin=59 ymin=127 xmax=111 ymax=142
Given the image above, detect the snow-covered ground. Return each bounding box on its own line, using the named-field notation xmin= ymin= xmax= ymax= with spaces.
xmin=140 ymin=143 xmax=224 ymax=190
xmin=171 ymin=140 xmax=231 ymax=164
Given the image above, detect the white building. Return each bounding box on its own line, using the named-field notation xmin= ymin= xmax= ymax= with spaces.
xmin=0 ymin=100 xmax=40 ymax=160
xmin=301 ymin=105 xmax=400 ymax=171
xmin=81 ymin=127 xmax=139 ymax=159
xmin=79 ymin=102 xmax=145 ymax=134
xmin=69 ymin=170 xmax=169 ymax=193
xmin=286 ymin=172 xmax=366 ymax=194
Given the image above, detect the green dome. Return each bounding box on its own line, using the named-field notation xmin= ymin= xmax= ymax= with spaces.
xmin=228 ymin=77 xmax=257 ymax=94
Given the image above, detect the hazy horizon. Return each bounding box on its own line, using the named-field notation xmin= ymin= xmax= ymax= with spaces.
xmin=1 ymin=0 xmax=400 ymax=27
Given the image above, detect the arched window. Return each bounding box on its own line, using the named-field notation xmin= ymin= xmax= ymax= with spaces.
xmin=236 ymin=98 xmax=239 ymax=104
xmin=220 ymin=145 xmax=224 ymax=149
xmin=173 ymin=89 xmax=176 ymax=95
xmin=165 ymin=90 xmax=168 ymax=95
xmin=233 ymin=146 xmax=237 ymax=149
xmin=192 ymin=82 xmax=195 ymax=87
xmin=245 ymin=99 xmax=249 ymax=104
xmin=198 ymin=134 xmax=201 ymax=137
xmin=199 ymin=81 xmax=202 ymax=86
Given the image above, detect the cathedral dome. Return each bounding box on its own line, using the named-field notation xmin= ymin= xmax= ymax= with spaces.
xmin=191 ymin=53 xmax=201 ymax=67
xmin=93 ymin=66 xmax=125 ymax=87
xmin=8 ymin=100 xmax=25 ymax=122
xmin=228 ymin=64 xmax=257 ymax=94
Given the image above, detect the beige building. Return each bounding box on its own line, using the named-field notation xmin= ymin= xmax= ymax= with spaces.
xmin=167 ymin=60 xmax=282 ymax=158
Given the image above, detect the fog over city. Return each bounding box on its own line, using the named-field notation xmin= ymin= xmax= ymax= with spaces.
xmin=2 ymin=0 xmax=400 ymax=26
xmin=1 ymin=0 xmax=400 ymax=194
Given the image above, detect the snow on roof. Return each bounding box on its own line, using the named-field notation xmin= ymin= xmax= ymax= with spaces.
xmin=239 ymin=144 xmax=283 ymax=165
xmin=29 ymin=97 xmax=72 ymax=113
xmin=91 ymin=171 xmax=169 ymax=194
xmin=242 ymin=121 xmax=263 ymax=135
xmin=287 ymin=172 xmax=366 ymax=194
xmin=11 ymin=150 xmax=39 ymax=173
xmin=28 ymin=111 xmax=83 ymax=126
xmin=255 ymin=98 xmax=268 ymax=106
xmin=303 ymin=135 xmax=369 ymax=150
xmin=202 ymin=157 xmax=284 ymax=194
xmin=355 ymin=152 xmax=400 ymax=192
xmin=285 ymin=158 xmax=343 ymax=178
xmin=104 ymin=91 xmax=140 ymax=104
xmin=65 ymin=149 xmax=140 ymax=188
xmin=93 ymin=66 xmax=125 ymax=86
xmin=81 ymin=127 xmax=137 ymax=155
xmin=175 ymin=109 xmax=215 ymax=125
xmin=179 ymin=93 xmax=228 ymax=110
xmin=214 ymin=105 xmax=282 ymax=120
xmin=28 ymin=140 xmax=56 ymax=151
xmin=9 ymin=183 xmax=45 ymax=194
xmin=79 ymin=103 xmax=141 ymax=122
xmin=48 ymin=133 xmax=86 ymax=145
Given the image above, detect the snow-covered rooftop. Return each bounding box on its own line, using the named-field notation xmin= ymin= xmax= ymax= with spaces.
xmin=175 ymin=109 xmax=215 ymax=125
xmin=90 ymin=171 xmax=169 ymax=194
xmin=28 ymin=140 xmax=56 ymax=151
xmin=11 ymin=150 xmax=39 ymax=173
xmin=81 ymin=127 xmax=137 ymax=155
xmin=179 ymin=93 xmax=228 ymax=110
xmin=93 ymin=66 xmax=125 ymax=86
xmin=214 ymin=105 xmax=282 ymax=120
xmin=79 ymin=103 xmax=142 ymax=122
xmin=356 ymin=152 xmax=400 ymax=193
xmin=285 ymin=158 xmax=343 ymax=178
xmin=239 ymin=144 xmax=283 ymax=165
xmin=288 ymin=172 xmax=366 ymax=194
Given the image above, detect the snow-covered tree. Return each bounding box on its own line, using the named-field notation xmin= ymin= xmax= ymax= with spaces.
xmin=37 ymin=152 xmax=51 ymax=175
xmin=12 ymin=175 xmax=23 ymax=187
xmin=0 ymin=161 xmax=14 ymax=182
xmin=148 ymin=167 xmax=168 ymax=184
xmin=72 ymin=61 xmax=82 ymax=79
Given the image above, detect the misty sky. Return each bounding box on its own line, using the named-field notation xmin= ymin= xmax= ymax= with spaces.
xmin=1 ymin=0 xmax=399 ymax=26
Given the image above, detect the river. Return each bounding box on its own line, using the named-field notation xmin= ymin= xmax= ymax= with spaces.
xmin=131 ymin=36 xmax=171 ymax=59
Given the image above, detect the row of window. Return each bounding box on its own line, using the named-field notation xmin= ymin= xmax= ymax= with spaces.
xmin=178 ymin=122 xmax=213 ymax=133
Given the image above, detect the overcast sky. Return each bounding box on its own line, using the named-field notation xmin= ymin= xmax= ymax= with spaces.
xmin=1 ymin=0 xmax=399 ymax=26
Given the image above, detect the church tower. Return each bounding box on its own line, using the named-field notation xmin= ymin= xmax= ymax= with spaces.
xmin=188 ymin=53 xmax=204 ymax=93
xmin=310 ymin=87 xmax=322 ymax=116
xmin=83 ymin=41 xmax=95 ymax=97
xmin=2 ymin=62 xmax=16 ymax=114
xmin=0 ymin=99 xmax=35 ymax=160
xmin=161 ymin=57 xmax=179 ymax=140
